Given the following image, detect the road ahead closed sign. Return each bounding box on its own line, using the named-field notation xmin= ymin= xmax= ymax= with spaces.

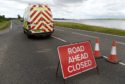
xmin=57 ymin=41 xmax=97 ymax=79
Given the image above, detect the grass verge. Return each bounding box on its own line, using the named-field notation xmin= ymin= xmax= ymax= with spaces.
xmin=55 ymin=21 xmax=125 ymax=36
xmin=0 ymin=21 xmax=11 ymax=31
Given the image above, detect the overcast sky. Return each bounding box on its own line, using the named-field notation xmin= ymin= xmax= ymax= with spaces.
xmin=0 ymin=0 xmax=125 ymax=19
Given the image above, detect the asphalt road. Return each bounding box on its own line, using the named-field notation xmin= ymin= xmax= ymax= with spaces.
xmin=0 ymin=20 xmax=125 ymax=84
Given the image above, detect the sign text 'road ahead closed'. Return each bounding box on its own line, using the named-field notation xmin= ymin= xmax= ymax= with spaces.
xmin=58 ymin=41 xmax=97 ymax=79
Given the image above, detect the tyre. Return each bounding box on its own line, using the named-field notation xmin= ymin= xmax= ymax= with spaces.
xmin=27 ymin=34 xmax=32 ymax=39
xmin=23 ymin=30 xmax=26 ymax=34
xmin=45 ymin=33 xmax=52 ymax=38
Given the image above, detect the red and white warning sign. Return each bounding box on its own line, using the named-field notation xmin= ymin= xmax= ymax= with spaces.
xmin=57 ymin=41 xmax=97 ymax=79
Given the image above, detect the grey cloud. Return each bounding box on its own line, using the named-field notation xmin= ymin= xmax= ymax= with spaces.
xmin=52 ymin=0 xmax=87 ymax=12
xmin=1 ymin=0 xmax=125 ymax=19
xmin=53 ymin=0 xmax=88 ymax=7
xmin=11 ymin=0 xmax=53 ymax=5
xmin=55 ymin=0 xmax=87 ymax=3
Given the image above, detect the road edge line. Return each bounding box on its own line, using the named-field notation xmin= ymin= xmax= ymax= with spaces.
xmin=10 ymin=20 xmax=12 ymax=29
xmin=103 ymin=56 xmax=125 ymax=66
xmin=119 ymin=62 xmax=125 ymax=66
xmin=58 ymin=27 xmax=125 ymax=38
xmin=55 ymin=29 xmax=64 ymax=32
xmin=51 ymin=35 xmax=67 ymax=42
xmin=72 ymin=32 xmax=97 ymax=38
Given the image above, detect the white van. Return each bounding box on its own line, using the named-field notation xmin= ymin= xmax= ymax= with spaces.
xmin=23 ymin=4 xmax=54 ymax=38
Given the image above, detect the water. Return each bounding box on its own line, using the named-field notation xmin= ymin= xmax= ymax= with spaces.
xmin=55 ymin=20 xmax=125 ymax=30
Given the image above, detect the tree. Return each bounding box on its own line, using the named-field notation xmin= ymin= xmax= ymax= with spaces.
xmin=17 ymin=14 xmax=21 ymax=19
xmin=0 ymin=15 xmax=6 ymax=22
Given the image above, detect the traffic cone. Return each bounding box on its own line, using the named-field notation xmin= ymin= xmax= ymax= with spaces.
xmin=107 ymin=40 xmax=119 ymax=64
xmin=94 ymin=38 xmax=102 ymax=58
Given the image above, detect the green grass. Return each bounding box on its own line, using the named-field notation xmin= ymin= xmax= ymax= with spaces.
xmin=0 ymin=21 xmax=11 ymax=31
xmin=55 ymin=21 xmax=125 ymax=36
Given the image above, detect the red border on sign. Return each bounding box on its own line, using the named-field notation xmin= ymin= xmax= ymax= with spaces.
xmin=57 ymin=41 xmax=97 ymax=79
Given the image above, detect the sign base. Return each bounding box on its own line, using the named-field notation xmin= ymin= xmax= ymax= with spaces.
xmin=56 ymin=61 xmax=66 ymax=84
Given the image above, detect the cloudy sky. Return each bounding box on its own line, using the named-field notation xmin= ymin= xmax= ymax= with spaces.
xmin=0 ymin=0 xmax=125 ymax=19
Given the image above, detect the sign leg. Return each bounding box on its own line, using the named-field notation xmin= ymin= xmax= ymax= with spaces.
xmin=96 ymin=67 xmax=100 ymax=74
xmin=63 ymin=79 xmax=66 ymax=84
xmin=56 ymin=61 xmax=60 ymax=78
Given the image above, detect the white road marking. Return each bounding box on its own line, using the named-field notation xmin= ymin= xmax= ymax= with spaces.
xmin=119 ymin=62 xmax=125 ymax=66
xmin=51 ymin=36 xmax=67 ymax=42
xmin=103 ymin=56 xmax=125 ymax=66
xmin=71 ymin=31 xmax=125 ymax=46
xmin=78 ymin=29 xmax=125 ymax=38
xmin=72 ymin=32 xmax=97 ymax=38
xmin=55 ymin=29 xmax=64 ymax=32
xmin=37 ymin=49 xmax=51 ymax=53
xmin=60 ymin=27 xmax=125 ymax=38
xmin=10 ymin=20 xmax=12 ymax=29
xmin=103 ymin=56 xmax=108 ymax=59
xmin=117 ymin=41 xmax=125 ymax=45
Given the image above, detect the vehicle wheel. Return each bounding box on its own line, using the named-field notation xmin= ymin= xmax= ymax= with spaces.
xmin=27 ymin=34 xmax=32 ymax=39
xmin=46 ymin=34 xmax=52 ymax=38
xmin=23 ymin=30 xmax=26 ymax=34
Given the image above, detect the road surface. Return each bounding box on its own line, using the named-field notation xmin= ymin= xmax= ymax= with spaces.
xmin=0 ymin=20 xmax=125 ymax=84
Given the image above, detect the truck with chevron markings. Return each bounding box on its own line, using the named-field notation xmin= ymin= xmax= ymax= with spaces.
xmin=23 ymin=4 xmax=54 ymax=38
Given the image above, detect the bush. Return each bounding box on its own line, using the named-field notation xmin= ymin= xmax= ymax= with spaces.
xmin=0 ymin=15 xmax=7 ymax=22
